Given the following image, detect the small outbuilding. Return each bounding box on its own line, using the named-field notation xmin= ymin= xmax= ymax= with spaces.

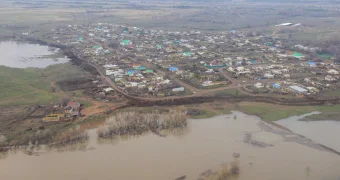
xmin=289 ymin=85 xmax=308 ymax=94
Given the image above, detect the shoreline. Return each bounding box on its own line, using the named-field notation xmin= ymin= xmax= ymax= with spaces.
xmin=2 ymin=111 xmax=340 ymax=157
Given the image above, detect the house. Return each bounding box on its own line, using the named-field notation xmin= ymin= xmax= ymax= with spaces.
xmin=169 ymin=66 xmax=179 ymax=72
xmin=65 ymin=101 xmax=81 ymax=117
xmin=202 ymin=81 xmax=213 ymax=87
xmin=292 ymin=52 xmax=305 ymax=59
xmin=228 ymin=67 xmax=235 ymax=72
xmin=121 ymin=40 xmax=132 ymax=46
xmin=282 ymin=69 xmax=290 ymax=73
xmin=325 ymin=75 xmax=336 ymax=82
xmin=236 ymin=66 xmax=245 ymax=72
xmin=172 ymin=87 xmax=185 ymax=92
xmin=328 ymin=69 xmax=339 ymax=75
xmin=183 ymin=52 xmax=191 ymax=57
xmin=283 ymin=74 xmax=291 ymax=78
xmin=307 ymin=62 xmax=316 ymax=67
xmin=264 ymin=73 xmax=274 ymax=79
xmin=254 ymin=82 xmax=264 ymax=88
xmin=66 ymin=101 xmax=81 ymax=110
xmin=272 ymin=70 xmax=282 ymax=75
xmin=272 ymin=83 xmax=281 ymax=89
xmin=103 ymin=87 xmax=114 ymax=92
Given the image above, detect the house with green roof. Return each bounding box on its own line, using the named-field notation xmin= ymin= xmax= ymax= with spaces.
xmin=156 ymin=44 xmax=163 ymax=49
xmin=144 ymin=69 xmax=154 ymax=74
xmin=121 ymin=40 xmax=132 ymax=46
xmin=93 ymin=45 xmax=102 ymax=49
xmin=183 ymin=52 xmax=191 ymax=57
xmin=293 ymin=52 xmax=304 ymax=59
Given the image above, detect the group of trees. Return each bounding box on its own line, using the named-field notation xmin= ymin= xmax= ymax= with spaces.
xmin=302 ymin=33 xmax=340 ymax=63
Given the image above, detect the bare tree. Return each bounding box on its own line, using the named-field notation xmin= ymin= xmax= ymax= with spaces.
xmin=104 ymin=108 xmax=113 ymax=115
xmin=98 ymin=92 xmax=106 ymax=99
xmin=0 ymin=135 xmax=7 ymax=146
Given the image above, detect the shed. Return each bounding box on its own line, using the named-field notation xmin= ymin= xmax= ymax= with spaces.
xmin=172 ymin=87 xmax=185 ymax=92
xmin=289 ymin=85 xmax=308 ymax=94
xmin=144 ymin=69 xmax=154 ymax=73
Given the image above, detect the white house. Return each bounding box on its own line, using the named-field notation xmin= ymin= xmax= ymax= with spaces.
xmin=272 ymin=70 xmax=282 ymax=75
xmin=328 ymin=69 xmax=339 ymax=75
xmin=283 ymin=74 xmax=291 ymax=78
xmin=264 ymin=73 xmax=274 ymax=79
xmin=254 ymin=82 xmax=264 ymax=89
xmin=325 ymin=75 xmax=336 ymax=82
xmin=236 ymin=66 xmax=245 ymax=72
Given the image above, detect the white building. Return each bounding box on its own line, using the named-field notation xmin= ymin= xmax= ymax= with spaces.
xmin=236 ymin=66 xmax=245 ymax=72
xmin=254 ymin=82 xmax=264 ymax=89
xmin=264 ymin=73 xmax=274 ymax=79
xmin=328 ymin=69 xmax=339 ymax=75
xmin=325 ymin=75 xmax=336 ymax=82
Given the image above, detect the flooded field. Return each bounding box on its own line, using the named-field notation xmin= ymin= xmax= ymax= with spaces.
xmin=0 ymin=112 xmax=340 ymax=180
xmin=0 ymin=41 xmax=69 ymax=68
xmin=277 ymin=112 xmax=340 ymax=152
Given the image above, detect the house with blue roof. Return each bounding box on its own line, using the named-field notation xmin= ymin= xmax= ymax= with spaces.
xmin=169 ymin=66 xmax=179 ymax=72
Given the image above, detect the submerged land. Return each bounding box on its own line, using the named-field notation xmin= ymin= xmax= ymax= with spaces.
xmin=0 ymin=1 xmax=340 ymax=179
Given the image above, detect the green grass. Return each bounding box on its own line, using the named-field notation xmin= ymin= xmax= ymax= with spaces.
xmin=189 ymin=109 xmax=218 ymax=119
xmin=78 ymin=99 xmax=94 ymax=108
xmin=321 ymin=90 xmax=340 ymax=97
xmin=238 ymin=104 xmax=312 ymax=121
xmin=237 ymin=103 xmax=340 ymax=121
xmin=213 ymin=89 xmax=242 ymax=97
xmin=0 ymin=63 xmax=89 ymax=106
xmin=201 ymin=84 xmax=227 ymax=89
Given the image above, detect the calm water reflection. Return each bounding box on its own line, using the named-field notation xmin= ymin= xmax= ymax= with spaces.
xmin=277 ymin=112 xmax=340 ymax=152
xmin=0 ymin=41 xmax=69 ymax=68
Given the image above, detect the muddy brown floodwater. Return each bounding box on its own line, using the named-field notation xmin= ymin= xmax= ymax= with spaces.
xmin=0 ymin=111 xmax=340 ymax=180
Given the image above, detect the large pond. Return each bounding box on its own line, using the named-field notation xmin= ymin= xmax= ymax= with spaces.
xmin=0 ymin=41 xmax=69 ymax=68
xmin=277 ymin=112 xmax=340 ymax=152
xmin=0 ymin=112 xmax=339 ymax=180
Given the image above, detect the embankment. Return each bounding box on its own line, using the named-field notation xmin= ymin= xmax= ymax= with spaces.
xmin=128 ymin=95 xmax=340 ymax=107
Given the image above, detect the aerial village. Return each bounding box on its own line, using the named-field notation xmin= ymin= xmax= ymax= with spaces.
xmin=33 ymin=22 xmax=340 ymax=122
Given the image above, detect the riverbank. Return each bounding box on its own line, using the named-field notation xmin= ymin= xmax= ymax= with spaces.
xmin=277 ymin=112 xmax=340 ymax=154
xmin=1 ymin=112 xmax=340 ymax=180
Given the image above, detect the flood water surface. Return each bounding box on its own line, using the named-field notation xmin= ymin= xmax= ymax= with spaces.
xmin=0 ymin=41 xmax=69 ymax=68
xmin=277 ymin=112 xmax=340 ymax=152
xmin=1 ymin=112 xmax=340 ymax=180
